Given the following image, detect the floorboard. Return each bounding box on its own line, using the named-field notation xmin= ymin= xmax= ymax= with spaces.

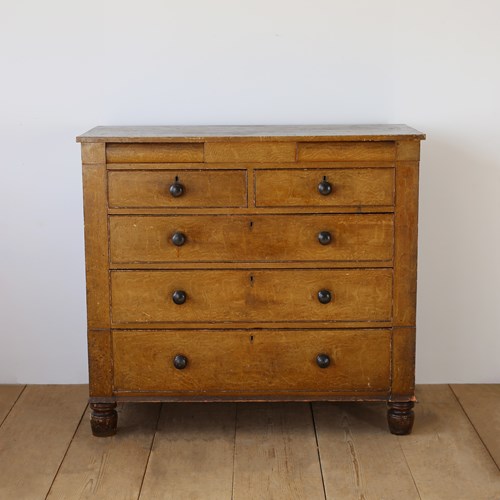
xmin=139 ymin=403 xmax=236 ymax=500
xmin=313 ymin=401 xmax=420 ymax=499
xmin=451 ymin=384 xmax=500 ymax=470
xmin=0 ymin=384 xmax=25 ymax=426
xmin=397 ymin=385 xmax=500 ymax=500
xmin=47 ymin=402 xmax=160 ymax=499
xmin=0 ymin=385 xmax=88 ymax=500
xmin=232 ymin=403 xmax=325 ymax=500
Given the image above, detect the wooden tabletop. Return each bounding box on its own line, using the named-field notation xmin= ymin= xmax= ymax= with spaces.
xmin=77 ymin=124 xmax=425 ymax=143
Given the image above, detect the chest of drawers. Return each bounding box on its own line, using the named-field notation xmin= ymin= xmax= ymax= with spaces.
xmin=77 ymin=125 xmax=424 ymax=437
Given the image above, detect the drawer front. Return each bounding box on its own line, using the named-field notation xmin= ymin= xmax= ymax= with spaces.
xmin=111 ymin=269 xmax=392 ymax=324
xmin=106 ymin=143 xmax=204 ymax=163
xmin=255 ymin=169 xmax=394 ymax=207
xmin=297 ymin=141 xmax=395 ymax=162
xmin=108 ymin=170 xmax=247 ymax=208
xmin=110 ymin=214 xmax=394 ymax=264
xmin=113 ymin=329 xmax=391 ymax=393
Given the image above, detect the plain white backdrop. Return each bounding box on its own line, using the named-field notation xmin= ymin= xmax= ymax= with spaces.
xmin=1 ymin=0 xmax=499 ymax=383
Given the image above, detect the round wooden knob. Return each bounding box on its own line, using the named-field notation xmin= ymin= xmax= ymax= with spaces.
xmin=316 ymin=353 xmax=330 ymax=368
xmin=169 ymin=181 xmax=184 ymax=197
xmin=172 ymin=290 xmax=187 ymax=305
xmin=173 ymin=354 xmax=188 ymax=370
xmin=317 ymin=289 xmax=332 ymax=304
xmin=171 ymin=232 xmax=186 ymax=246
xmin=318 ymin=231 xmax=332 ymax=245
xmin=318 ymin=179 xmax=332 ymax=196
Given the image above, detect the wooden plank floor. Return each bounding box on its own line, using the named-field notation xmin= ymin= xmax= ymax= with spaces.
xmin=0 ymin=385 xmax=498 ymax=499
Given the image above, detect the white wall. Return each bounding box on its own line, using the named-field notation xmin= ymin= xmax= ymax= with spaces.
xmin=1 ymin=0 xmax=499 ymax=383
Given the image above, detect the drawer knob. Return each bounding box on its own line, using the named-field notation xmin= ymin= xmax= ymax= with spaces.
xmin=317 ymin=289 xmax=332 ymax=304
xmin=172 ymin=290 xmax=187 ymax=305
xmin=318 ymin=231 xmax=332 ymax=245
xmin=318 ymin=179 xmax=332 ymax=196
xmin=316 ymin=353 xmax=330 ymax=368
xmin=169 ymin=181 xmax=184 ymax=197
xmin=171 ymin=232 xmax=186 ymax=246
xmin=173 ymin=354 xmax=188 ymax=370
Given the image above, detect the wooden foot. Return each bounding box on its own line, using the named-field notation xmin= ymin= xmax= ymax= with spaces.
xmin=387 ymin=401 xmax=414 ymax=435
xmin=90 ymin=402 xmax=117 ymax=437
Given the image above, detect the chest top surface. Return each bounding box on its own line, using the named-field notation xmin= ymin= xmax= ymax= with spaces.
xmin=77 ymin=124 xmax=425 ymax=143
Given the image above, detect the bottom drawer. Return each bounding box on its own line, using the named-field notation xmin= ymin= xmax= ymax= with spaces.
xmin=113 ymin=329 xmax=391 ymax=394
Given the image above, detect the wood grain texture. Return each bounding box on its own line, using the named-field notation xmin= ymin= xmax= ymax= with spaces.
xmin=0 ymin=385 xmax=88 ymax=500
xmin=77 ymin=124 xmax=425 ymax=143
xmin=112 ymin=329 xmax=391 ymax=393
xmin=313 ymin=402 xmax=420 ymax=499
xmin=110 ymin=269 xmax=393 ymax=324
xmin=106 ymin=143 xmax=203 ymax=163
xmin=391 ymin=327 xmax=416 ymax=399
xmin=393 ymin=161 xmax=419 ymax=326
xmin=139 ymin=403 xmax=236 ymax=500
xmin=232 ymin=403 xmax=325 ymax=500
xmin=109 ymin=214 xmax=394 ymax=264
xmin=88 ymin=329 xmax=113 ymax=397
xmin=398 ymin=385 xmax=500 ymax=499
xmin=46 ymin=403 xmax=160 ymax=499
xmin=0 ymin=385 xmax=25 ymax=426
xmin=396 ymin=140 xmax=421 ymax=161
xmin=451 ymin=384 xmax=500 ymax=470
xmin=255 ymin=168 xmax=394 ymax=207
xmin=205 ymin=141 xmax=296 ymax=162
xmin=81 ymin=143 xmax=105 ymax=164
xmin=298 ymin=141 xmax=395 ymax=162
xmin=108 ymin=169 xmax=247 ymax=208
xmin=82 ymin=157 xmax=110 ymax=329
xmin=107 ymin=160 xmax=396 ymax=171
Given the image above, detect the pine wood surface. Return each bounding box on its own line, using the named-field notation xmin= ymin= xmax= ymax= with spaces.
xmin=109 ymin=214 xmax=394 ymax=264
xmin=0 ymin=385 xmax=88 ymax=500
xmin=255 ymin=168 xmax=394 ymax=207
xmin=110 ymin=269 xmax=393 ymax=324
xmin=451 ymin=384 xmax=500 ymax=470
xmin=77 ymin=124 xmax=425 ymax=142
xmin=108 ymin=169 xmax=247 ymax=208
xmin=0 ymin=385 xmax=25 ymax=425
xmin=0 ymin=385 xmax=498 ymax=499
xmin=112 ymin=329 xmax=391 ymax=393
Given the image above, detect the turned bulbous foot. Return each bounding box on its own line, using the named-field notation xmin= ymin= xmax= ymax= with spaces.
xmin=90 ymin=402 xmax=117 ymax=437
xmin=387 ymin=401 xmax=414 ymax=435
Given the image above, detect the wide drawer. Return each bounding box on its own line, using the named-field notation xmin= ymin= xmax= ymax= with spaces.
xmin=109 ymin=214 xmax=394 ymax=264
xmin=112 ymin=329 xmax=391 ymax=393
xmin=255 ymin=168 xmax=394 ymax=207
xmin=108 ymin=170 xmax=247 ymax=208
xmin=111 ymin=269 xmax=392 ymax=324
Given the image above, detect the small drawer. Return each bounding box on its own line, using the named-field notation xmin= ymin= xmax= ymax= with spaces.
xmin=112 ymin=329 xmax=391 ymax=393
xmin=297 ymin=141 xmax=395 ymax=162
xmin=111 ymin=269 xmax=392 ymax=324
xmin=106 ymin=143 xmax=204 ymax=163
xmin=255 ymin=168 xmax=394 ymax=207
xmin=108 ymin=170 xmax=247 ymax=208
xmin=109 ymin=214 xmax=394 ymax=264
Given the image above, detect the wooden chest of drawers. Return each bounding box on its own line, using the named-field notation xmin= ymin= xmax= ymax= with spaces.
xmin=77 ymin=125 xmax=425 ymax=436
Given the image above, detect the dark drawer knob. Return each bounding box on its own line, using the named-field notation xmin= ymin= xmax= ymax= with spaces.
xmin=169 ymin=181 xmax=184 ymax=197
xmin=172 ymin=290 xmax=187 ymax=305
xmin=316 ymin=353 xmax=330 ymax=368
xmin=318 ymin=179 xmax=332 ymax=196
xmin=171 ymin=232 xmax=186 ymax=246
xmin=173 ymin=354 xmax=188 ymax=370
xmin=318 ymin=231 xmax=332 ymax=245
xmin=317 ymin=289 xmax=332 ymax=304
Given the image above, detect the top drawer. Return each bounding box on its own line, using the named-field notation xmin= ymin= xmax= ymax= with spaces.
xmin=108 ymin=170 xmax=247 ymax=208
